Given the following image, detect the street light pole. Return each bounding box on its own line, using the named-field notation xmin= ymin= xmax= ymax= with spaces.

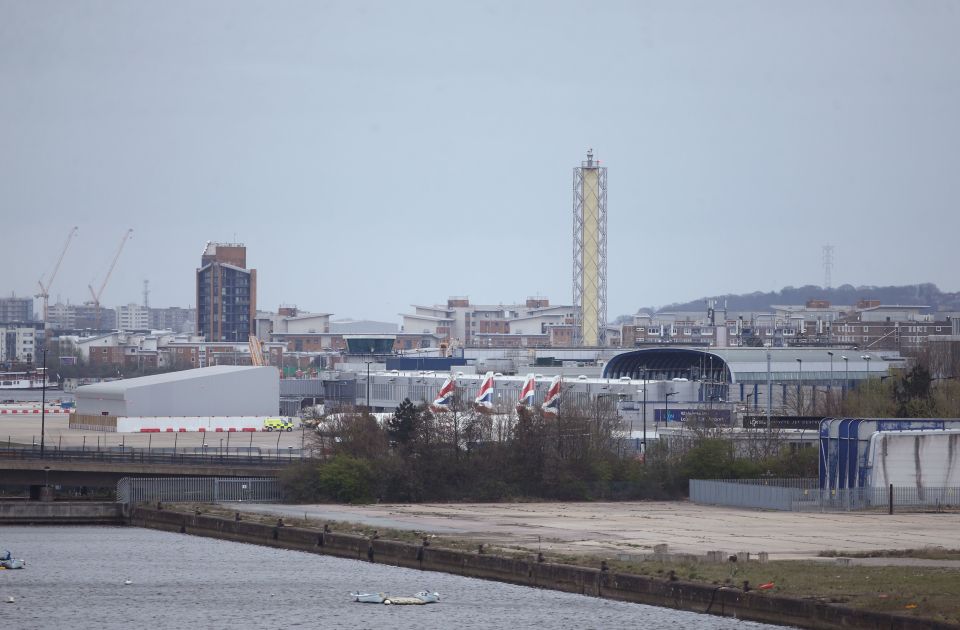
xmin=765 ymin=350 xmax=772 ymax=441
xmin=827 ymin=351 xmax=834 ymax=394
xmin=365 ymin=361 xmax=372 ymax=411
xmin=796 ymin=358 xmax=802 ymax=413
xmin=641 ymin=366 xmax=647 ymax=461
xmin=664 ymin=391 xmax=677 ymax=426
xmin=40 ymin=348 xmax=47 ymax=458
xmin=842 ymin=356 xmax=848 ymax=399
xmin=862 ymin=354 xmax=871 ymax=379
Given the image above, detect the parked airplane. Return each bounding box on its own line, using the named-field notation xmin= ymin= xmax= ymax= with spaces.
xmin=517 ymin=373 xmax=536 ymax=410
xmin=542 ymin=375 xmax=562 ymax=416
xmin=431 ymin=374 xmax=456 ymax=412
xmin=474 ymin=371 xmax=495 ymax=410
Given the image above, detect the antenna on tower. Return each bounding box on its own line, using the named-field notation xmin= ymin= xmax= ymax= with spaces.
xmin=143 ymin=279 xmax=150 ymax=308
xmin=822 ymin=245 xmax=834 ymax=289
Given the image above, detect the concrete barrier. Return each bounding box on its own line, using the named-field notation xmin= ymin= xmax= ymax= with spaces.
xmin=0 ymin=501 xmax=123 ymax=524
xmin=117 ymin=416 xmax=268 ymax=433
xmin=127 ymin=506 xmax=954 ymax=630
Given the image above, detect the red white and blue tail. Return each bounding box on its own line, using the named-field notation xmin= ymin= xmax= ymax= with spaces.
xmin=474 ymin=371 xmax=495 ymax=409
xmin=431 ymin=375 xmax=455 ymax=412
xmin=517 ymin=373 xmax=536 ymax=410
xmin=542 ymin=375 xmax=562 ymax=416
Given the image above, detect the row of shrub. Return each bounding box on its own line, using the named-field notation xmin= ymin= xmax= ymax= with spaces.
xmin=279 ymin=398 xmax=816 ymax=504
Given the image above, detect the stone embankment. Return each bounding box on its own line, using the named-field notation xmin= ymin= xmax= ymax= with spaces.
xmin=0 ymin=501 xmax=123 ymax=525
xmin=129 ymin=505 xmax=955 ymax=630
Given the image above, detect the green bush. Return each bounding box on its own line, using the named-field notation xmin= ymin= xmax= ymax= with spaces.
xmin=315 ymin=455 xmax=378 ymax=504
xmin=277 ymin=462 xmax=324 ymax=502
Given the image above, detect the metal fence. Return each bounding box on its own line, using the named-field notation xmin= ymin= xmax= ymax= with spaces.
xmin=0 ymin=445 xmax=306 ymax=465
xmin=117 ymin=477 xmax=282 ymax=505
xmin=690 ymin=479 xmax=960 ymax=513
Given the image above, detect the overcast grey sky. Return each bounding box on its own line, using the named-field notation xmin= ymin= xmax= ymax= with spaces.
xmin=2 ymin=1 xmax=958 ymax=322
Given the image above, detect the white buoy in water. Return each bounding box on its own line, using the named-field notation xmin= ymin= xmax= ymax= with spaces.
xmin=5 ymin=596 xmax=14 ymax=604
xmin=124 ymin=580 xmax=132 ymax=585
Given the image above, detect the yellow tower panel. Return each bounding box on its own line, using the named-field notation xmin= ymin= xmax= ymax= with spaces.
xmin=581 ymin=168 xmax=600 ymax=346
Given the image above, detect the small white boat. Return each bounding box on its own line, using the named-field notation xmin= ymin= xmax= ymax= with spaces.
xmin=350 ymin=590 xmax=440 ymax=605
xmin=413 ymin=591 xmax=441 ymax=604
xmin=0 ymin=550 xmax=25 ymax=570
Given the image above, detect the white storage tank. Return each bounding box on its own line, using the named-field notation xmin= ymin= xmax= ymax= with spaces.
xmin=865 ymin=430 xmax=960 ymax=488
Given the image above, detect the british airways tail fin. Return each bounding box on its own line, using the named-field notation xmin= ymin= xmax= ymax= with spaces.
xmin=474 ymin=371 xmax=494 ymax=409
xmin=517 ymin=373 xmax=536 ymax=409
xmin=542 ymin=375 xmax=562 ymax=416
xmin=431 ymin=375 xmax=455 ymax=412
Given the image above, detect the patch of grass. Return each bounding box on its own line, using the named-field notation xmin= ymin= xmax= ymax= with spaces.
xmin=819 ymin=547 xmax=960 ymax=561
xmin=602 ymin=556 xmax=960 ymax=625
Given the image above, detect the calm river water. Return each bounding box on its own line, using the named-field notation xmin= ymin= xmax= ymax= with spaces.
xmin=0 ymin=526 xmax=786 ymax=629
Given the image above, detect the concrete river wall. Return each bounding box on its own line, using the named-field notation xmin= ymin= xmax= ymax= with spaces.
xmin=128 ymin=505 xmax=952 ymax=630
xmin=0 ymin=501 xmax=124 ymax=525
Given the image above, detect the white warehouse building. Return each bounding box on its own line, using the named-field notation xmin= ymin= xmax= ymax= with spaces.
xmin=75 ymin=365 xmax=279 ymax=418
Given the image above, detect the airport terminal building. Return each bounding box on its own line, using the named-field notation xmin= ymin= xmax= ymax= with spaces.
xmin=295 ymin=347 xmax=899 ymax=427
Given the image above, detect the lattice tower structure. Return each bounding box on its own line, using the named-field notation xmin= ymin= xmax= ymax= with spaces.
xmin=823 ymin=244 xmax=834 ymax=289
xmin=572 ymin=149 xmax=607 ymax=347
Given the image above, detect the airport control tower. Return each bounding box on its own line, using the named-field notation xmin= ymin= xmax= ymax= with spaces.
xmin=572 ymin=149 xmax=607 ymax=347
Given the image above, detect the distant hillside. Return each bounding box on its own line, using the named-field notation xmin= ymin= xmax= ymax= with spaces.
xmin=636 ymin=283 xmax=960 ymax=316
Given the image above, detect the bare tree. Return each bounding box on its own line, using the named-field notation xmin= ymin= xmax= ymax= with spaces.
xmin=310 ymin=405 xmax=388 ymax=461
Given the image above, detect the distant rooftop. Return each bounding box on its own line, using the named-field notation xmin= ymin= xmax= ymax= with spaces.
xmin=202 ymin=241 xmax=245 ymax=256
xmin=76 ymin=365 xmax=273 ymax=396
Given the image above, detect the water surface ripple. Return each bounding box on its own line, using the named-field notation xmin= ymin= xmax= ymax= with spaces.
xmin=0 ymin=526 xmax=786 ymax=629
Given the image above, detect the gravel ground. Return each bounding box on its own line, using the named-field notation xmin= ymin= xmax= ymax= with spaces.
xmin=233 ymin=500 xmax=960 ymax=561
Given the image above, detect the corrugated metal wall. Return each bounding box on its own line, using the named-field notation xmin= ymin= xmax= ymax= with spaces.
xmin=126 ymin=367 xmax=279 ymax=417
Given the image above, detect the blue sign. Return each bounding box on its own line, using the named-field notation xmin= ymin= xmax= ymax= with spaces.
xmin=653 ymin=409 xmax=731 ymax=424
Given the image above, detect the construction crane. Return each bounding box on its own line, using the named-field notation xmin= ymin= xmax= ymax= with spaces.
xmin=248 ymin=335 xmax=266 ymax=367
xmin=88 ymin=228 xmax=133 ymax=331
xmin=36 ymin=226 xmax=79 ymax=327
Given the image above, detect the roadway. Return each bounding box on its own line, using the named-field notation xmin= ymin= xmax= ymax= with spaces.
xmin=0 ymin=414 xmax=308 ymax=488
xmin=0 ymin=414 xmax=312 ymax=451
xmin=0 ymin=450 xmax=289 ymax=486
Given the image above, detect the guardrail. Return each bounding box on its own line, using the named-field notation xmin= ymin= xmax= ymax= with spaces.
xmin=0 ymin=446 xmax=306 ymax=467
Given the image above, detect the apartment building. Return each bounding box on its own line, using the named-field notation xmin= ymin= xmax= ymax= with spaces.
xmin=401 ymin=297 xmax=576 ymax=348
xmin=46 ymin=302 xmax=118 ymax=331
xmin=116 ymin=303 xmax=150 ymax=330
xmin=196 ymin=242 xmax=256 ymax=342
xmin=0 ymin=322 xmax=45 ymax=363
xmin=0 ymin=296 xmax=33 ymax=322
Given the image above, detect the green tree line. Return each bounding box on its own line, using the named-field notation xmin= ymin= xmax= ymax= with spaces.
xmin=280 ymin=395 xmax=815 ymax=504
